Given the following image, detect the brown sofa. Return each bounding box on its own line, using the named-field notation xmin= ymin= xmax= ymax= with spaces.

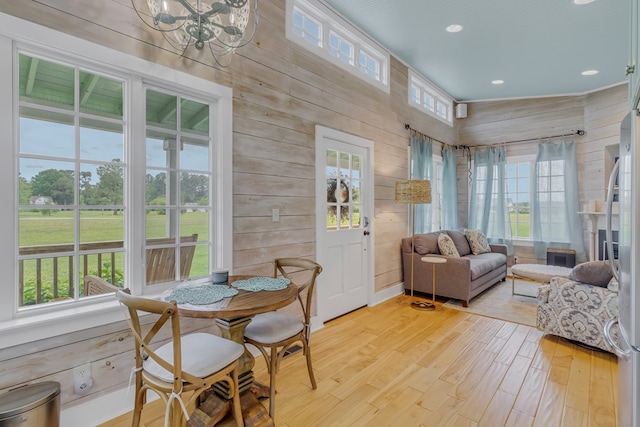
xmin=401 ymin=230 xmax=508 ymax=307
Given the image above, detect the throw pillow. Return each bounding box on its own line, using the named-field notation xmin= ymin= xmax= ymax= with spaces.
xmin=465 ymin=229 xmax=492 ymax=255
xmin=414 ymin=232 xmax=441 ymax=255
xmin=438 ymin=233 xmax=460 ymax=257
xmin=446 ymin=230 xmax=472 ymax=256
xmin=568 ymin=261 xmax=613 ymax=287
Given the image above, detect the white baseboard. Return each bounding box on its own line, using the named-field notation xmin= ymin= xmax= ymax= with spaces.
xmin=370 ymin=282 xmax=404 ymax=306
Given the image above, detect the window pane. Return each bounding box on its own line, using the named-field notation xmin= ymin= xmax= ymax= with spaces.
xmin=19 ymin=54 xmax=74 ymax=110
xmin=329 ymin=32 xmax=353 ymax=65
xmin=411 ymin=85 xmax=420 ymax=104
xmin=78 ymin=71 xmax=123 ymax=118
xmin=20 ymin=159 xmax=75 ymax=206
xmin=352 ymin=180 xmax=361 ymax=203
xmin=20 ymin=111 xmax=74 ymax=157
xmin=339 ymin=152 xmax=350 ymax=178
xmin=80 ymin=118 xmax=123 ymax=162
xmin=146 ymin=90 xmax=177 ymax=130
xmin=326 ymin=149 xmax=337 ymax=177
xmin=352 ymin=204 xmax=361 ymax=227
xmin=352 ymin=155 xmax=361 ymax=179
xmin=181 ymin=137 xmax=209 ymax=172
xmin=180 ymin=172 xmax=209 ymax=205
xmin=80 ymin=209 xmax=124 ymax=244
xmin=80 ymin=161 xmax=124 ymax=206
xmin=180 ymin=98 xmax=208 ymax=135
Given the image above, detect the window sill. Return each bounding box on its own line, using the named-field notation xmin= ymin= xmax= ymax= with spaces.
xmin=511 ymin=238 xmax=534 ymax=247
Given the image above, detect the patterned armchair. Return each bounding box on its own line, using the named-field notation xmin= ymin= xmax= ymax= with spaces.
xmin=536 ymin=276 xmax=619 ymax=352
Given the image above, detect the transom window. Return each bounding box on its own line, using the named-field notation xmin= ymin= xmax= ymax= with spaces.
xmin=292 ymin=7 xmax=322 ymax=46
xmin=286 ymin=0 xmax=390 ymax=93
xmin=329 ymin=31 xmax=354 ymax=65
xmin=408 ymin=70 xmax=453 ymax=125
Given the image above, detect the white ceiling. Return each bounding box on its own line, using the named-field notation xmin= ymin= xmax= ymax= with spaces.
xmin=322 ymin=0 xmax=629 ymax=102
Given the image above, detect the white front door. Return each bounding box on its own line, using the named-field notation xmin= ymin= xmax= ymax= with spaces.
xmin=315 ymin=126 xmax=373 ymax=322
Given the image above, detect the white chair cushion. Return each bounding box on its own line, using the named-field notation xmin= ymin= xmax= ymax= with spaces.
xmin=144 ymin=332 xmax=244 ymax=383
xmin=244 ymin=311 xmax=304 ymax=344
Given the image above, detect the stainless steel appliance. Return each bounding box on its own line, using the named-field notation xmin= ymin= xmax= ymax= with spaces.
xmin=605 ymin=112 xmax=640 ymax=427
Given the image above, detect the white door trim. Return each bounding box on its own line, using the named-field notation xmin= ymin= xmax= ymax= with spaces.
xmin=315 ymin=125 xmax=374 ymax=323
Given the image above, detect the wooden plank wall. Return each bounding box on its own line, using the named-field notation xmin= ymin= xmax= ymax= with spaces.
xmin=457 ymin=84 xmax=628 ymax=264
xmin=0 ymin=0 xmax=455 ymax=407
xmin=0 ymin=0 xmax=628 ymax=410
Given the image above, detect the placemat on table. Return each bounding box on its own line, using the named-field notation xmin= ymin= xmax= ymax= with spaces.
xmin=165 ymin=284 xmax=238 ymax=305
xmin=232 ymin=277 xmax=291 ymax=292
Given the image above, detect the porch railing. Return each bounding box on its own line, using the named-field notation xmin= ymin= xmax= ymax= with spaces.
xmin=18 ymin=234 xmax=198 ymax=306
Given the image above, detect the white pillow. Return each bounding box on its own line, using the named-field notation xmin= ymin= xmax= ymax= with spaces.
xmin=438 ymin=233 xmax=460 ymax=257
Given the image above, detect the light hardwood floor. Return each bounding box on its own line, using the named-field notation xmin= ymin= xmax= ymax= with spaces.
xmin=100 ymin=296 xmax=618 ymax=427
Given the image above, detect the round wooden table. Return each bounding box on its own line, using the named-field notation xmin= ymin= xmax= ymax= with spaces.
xmin=176 ymin=275 xmax=298 ymax=426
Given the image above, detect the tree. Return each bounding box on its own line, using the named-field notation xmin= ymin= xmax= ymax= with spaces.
xmin=79 ymin=171 xmax=95 ymax=205
xmin=30 ymin=169 xmax=74 ymax=205
xmin=180 ymin=173 xmax=209 ymax=204
xmin=146 ymin=172 xmax=166 ymax=203
xmin=19 ymin=176 xmax=31 ymax=205
xmin=94 ymin=160 xmax=123 ymax=213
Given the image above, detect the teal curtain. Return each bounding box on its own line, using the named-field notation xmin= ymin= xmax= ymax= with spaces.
xmin=469 ymin=147 xmax=513 ymax=253
xmin=441 ymin=147 xmax=459 ymax=230
xmin=410 ymin=134 xmax=432 ymax=233
xmin=531 ymin=141 xmax=587 ymax=262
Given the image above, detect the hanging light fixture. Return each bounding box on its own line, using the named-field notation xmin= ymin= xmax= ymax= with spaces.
xmin=132 ymin=0 xmax=258 ymax=66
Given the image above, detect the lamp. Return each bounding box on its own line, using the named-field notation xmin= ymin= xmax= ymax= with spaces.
xmin=132 ymin=0 xmax=258 ymax=67
xmin=395 ymin=179 xmax=433 ymax=311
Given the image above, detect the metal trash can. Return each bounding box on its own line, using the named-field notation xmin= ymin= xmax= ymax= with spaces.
xmin=0 ymin=382 xmax=60 ymax=427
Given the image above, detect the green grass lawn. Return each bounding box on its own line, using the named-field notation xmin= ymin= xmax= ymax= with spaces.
xmin=510 ymin=212 xmax=531 ymax=238
xmin=19 ymin=210 xmax=210 ymax=305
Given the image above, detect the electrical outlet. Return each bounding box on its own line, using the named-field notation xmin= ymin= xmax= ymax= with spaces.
xmin=73 ymin=363 xmax=93 ymax=395
xmin=73 ymin=363 xmax=91 ymax=380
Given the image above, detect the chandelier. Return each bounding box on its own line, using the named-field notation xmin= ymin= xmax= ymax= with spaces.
xmin=132 ymin=0 xmax=259 ymax=66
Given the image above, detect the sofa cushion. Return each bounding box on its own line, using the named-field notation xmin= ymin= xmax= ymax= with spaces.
xmin=446 ymin=230 xmax=472 ymax=256
xmin=568 ymin=261 xmax=613 ymax=287
xmin=465 ymin=229 xmax=491 ymax=255
xmin=467 ymin=253 xmax=507 ymax=280
xmin=438 ymin=233 xmax=460 ymax=257
xmin=414 ymin=232 xmax=441 ymax=255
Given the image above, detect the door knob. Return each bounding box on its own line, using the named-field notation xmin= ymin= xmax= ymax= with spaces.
xmin=364 ymin=230 xmax=370 ymax=236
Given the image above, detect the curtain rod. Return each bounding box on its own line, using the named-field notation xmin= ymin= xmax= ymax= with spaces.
xmin=404 ymin=124 xmax=585 ymax=149
xmin=492 ymin=129 xmax=585 ymax=146
xmin=404 ymin=124 xmax=464 ymax=149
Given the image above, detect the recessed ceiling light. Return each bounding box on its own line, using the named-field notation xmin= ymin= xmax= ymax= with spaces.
xmin=573 ymin=0 xmax=595 ymax=4
xmin=446 ymin=24 xmax=463 ymax=33
xmin=492 ymin=80 xmax=504 ymax=85
xmin=581 ymin=70 xmax=599 ymax=76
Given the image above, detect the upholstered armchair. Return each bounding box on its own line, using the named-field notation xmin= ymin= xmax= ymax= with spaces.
xmin=536 ymin=276 xmax=620 ymax=352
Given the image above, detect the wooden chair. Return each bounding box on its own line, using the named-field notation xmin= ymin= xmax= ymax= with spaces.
xmin=243 ymin=258 xmax=323 ymax=417
xmin=116 ymin=290 xmax=244 ymax=427
xmin=146 ymin=234 xmax=198 ymax=285
xmin=83 ymin=275 xmax=119 ymax=296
